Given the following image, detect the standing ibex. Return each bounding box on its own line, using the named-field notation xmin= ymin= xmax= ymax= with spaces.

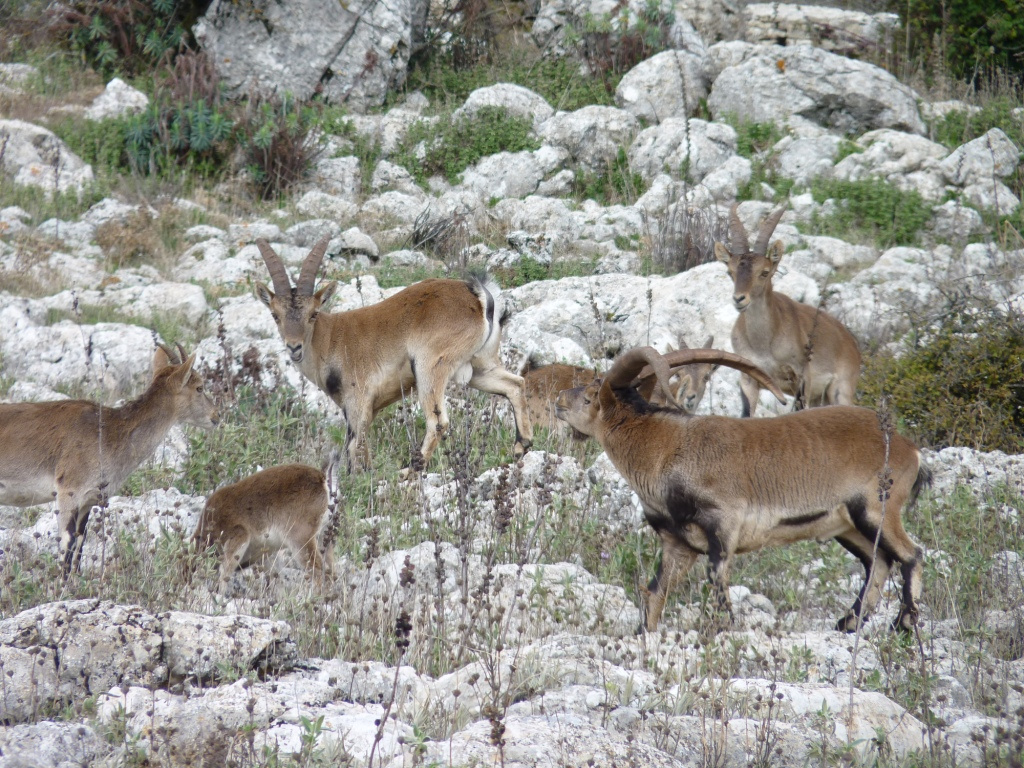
xmin=192 ymin=455 xmax=340 ymax=592
xmin=556 ymin=346 xmax=929 ymax=634
xmin=716 ymin=205 xmax=861 ymax=417
xmin=254 ymin=238 xmax=532 ymax=472
xmin=0 ymin=344 xmax=218 ymax=572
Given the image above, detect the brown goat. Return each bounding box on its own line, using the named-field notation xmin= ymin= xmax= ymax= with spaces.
xmin=192 ymin=458 xmax=339 ymax=591
xmin=716 ymin=205 xmax=862 ymax=416
xmin=555 ymin=346 xmax=930 ymax=633
xmin=0 ymin=344 xmax=218 ymax=572
xmin=255 ymin=238 xmax=532 ymax=472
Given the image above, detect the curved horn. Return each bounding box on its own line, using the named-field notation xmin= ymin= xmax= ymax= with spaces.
xmin=603 ymin=346 xmax=675 ymax=410
xmin=155 ymin=342 xmax=182 ymax=365
xmin=728 ymin=203 xmax=748 ymax=256
xmin=635 ymin=349 xmax=787 ymax=404
xmin=752 ymin=206 xmax=786 ymax=256
xmin=296 ymin=236 xmax=331 ymax=296
xmin=257 ymin=239 xmax=293 ymax=297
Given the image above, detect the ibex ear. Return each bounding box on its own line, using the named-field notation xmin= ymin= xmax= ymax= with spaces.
xmin=767 ymin=240 xmax=784 ymax=265
xmin=168 ymin=353 xmax=197 ymax=391
xmin=315 ymin=281 xmax=338 ymax=307
xmin=714 ymin=242 xmax=732 ymax=263
xmin=152 ymin=346 xmax=171 ymax=374
xmin=254 ymin=282 xmax=274 ymax=307
xmin=702 ymin=335 xmax=714 ymax=348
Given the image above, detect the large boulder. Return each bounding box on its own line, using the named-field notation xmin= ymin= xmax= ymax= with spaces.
xmin=537 ymin=106 xmax=640 ymax=174
xmin=615 ymin=48 xmax=710 ymax=122
xmin=627 ymin=117 xmax=738 ymax=184
xmin=453 ymin=83 xmax=555 ymax=129
xmin=0 ymin=119 xmax=94 ymax=195
xmin=707 ymin=44 xmax=924 ymax=135
xmin=193 ymin=0 xmax=429 ymax=111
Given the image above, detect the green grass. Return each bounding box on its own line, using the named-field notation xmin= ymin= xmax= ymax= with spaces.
xmin=809 ymin=177 xmax=934 ymax=248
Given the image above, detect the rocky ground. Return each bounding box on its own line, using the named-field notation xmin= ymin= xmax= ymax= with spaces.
xmin=1 ymin=0 xmax=1024 ymax=766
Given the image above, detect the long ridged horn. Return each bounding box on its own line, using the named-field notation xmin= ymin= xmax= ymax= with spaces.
xmin=752 ymin=207 xmax=786 ymax=257
xmin=638 ymin=349 xmax=787 ymax=403
xmin=155 ymin=342 xmax=182 ymax=366
xmin=256 ymin=239 xmax=293 ymax=297
xmin=602 ymin=346 xmax=675 ymax=410
xmin=296 ymin=236 xmax=331 ymax=296
xmin=728 ymin=203 xmax=748 ymax=256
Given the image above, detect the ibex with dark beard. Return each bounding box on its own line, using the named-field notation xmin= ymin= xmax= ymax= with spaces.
xmin=716 ymin=205 xmax=861 ymax=417
xmin=555 ymin=346 xmax=929 ymax=634
xmin=254 ymin=238 xmax=532 ymax=472
xmin=0 ymin=344 xmax=218 ymax=572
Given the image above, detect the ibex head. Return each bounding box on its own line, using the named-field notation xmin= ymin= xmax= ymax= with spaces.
xmin=673 ymin=335 xmax=718 ymax=413
xmin=152 ymin=343 xmax=219 ymax=429
xmin=714 ymin=204 xmax=786 ymax=313
xmin=254 ymin=237 xmax=337 ymax=364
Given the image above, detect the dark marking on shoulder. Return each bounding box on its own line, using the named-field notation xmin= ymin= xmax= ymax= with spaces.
xmin=326 ymin=368 xmax=342 ymax=397
xmin=780 ymin=510 xmax=828 ymax=527
xmin=665 ymin=484 xmax=710 ymax=529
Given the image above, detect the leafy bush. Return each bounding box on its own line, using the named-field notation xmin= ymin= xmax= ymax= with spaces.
xmin=572 ymin=147 xmax=646 ymax=205
xmin=900 ymin=0 xmax=1024 ymax=81
xmin=395 ymin=105 xmax=538 ymax=186
xmin=52 ymin=115 xmax=132 ymax=176
xmin=236 ymin=92 xmax=326 ymax=200
xmin=932 ymin=97 xmax=1024 ymax=152
xmin=47 ymin=0 xmax=197 ymax=76
xmin=728 ymin=118 xmax=783 ymax=159
xmin=123 ymin=50 xmax=233 ymax=177
xmin=859 ymin=306 xmax=1024 ymax=453
xmin=810 ymin=177 xmax=933 ymax=248
xmin=572 ymin=0 xmax=675 ymax=95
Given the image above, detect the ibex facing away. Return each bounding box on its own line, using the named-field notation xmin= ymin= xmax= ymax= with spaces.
xmin=255 ymin=238 xmax=532 ymax=472
xmin=556 ymin=346 xmax=929 ymax=634
xmin=0 ymin=344 xmax=218 ymax=572
xmin=716 ymin=205 xmax=861 ymax=417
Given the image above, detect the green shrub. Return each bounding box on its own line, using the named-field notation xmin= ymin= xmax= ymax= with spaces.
xmin=395 ymin=105 xmax=539 ymax=186
xmin=932 ymin=97 xmax=1024 ymax=151
xmin=52 ymin=116 xmax=132 ymax=176
xmin=571 ymin=0 xmax=675 ymax=96
xmin=572 ymin=147 xmax=646 ymax=205
xmin=900 ymin=0 xmax=1024 ymax=81
xmin=47 ymin=0 xmax=197 ymax=76
xmin=810 ymin=177 xmax=933 ymax=248
xmin=727 ymin=118 xmax=782 ymax=159
xmin=859 ymin=306 xmax=1024 ymax=453
xmin=236 ymin=92 xmax=326 ymax=200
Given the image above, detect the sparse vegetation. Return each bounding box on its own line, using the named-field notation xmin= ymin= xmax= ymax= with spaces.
xmin=810 ymin=176 xmax=934 ymax=247
xmin=394 ymin=105 xmax=539 ymax=186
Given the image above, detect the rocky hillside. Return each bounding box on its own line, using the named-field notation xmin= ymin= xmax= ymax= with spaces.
xmin=1 ymin=1 xmax=1023 ymax=766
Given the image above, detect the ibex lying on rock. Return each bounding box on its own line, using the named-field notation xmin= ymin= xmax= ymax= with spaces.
xmin=192 ymin=456 xmax=339 ymax=591
xmin=716 ymin=205 xmax=861 ymax=416
xmin=555 ymin=346 xmax=930 ymax=633
xmin=0 ymin=344 xmax=218 ymax=572
xmin=255 ymin=238 xmax=532 ymax=472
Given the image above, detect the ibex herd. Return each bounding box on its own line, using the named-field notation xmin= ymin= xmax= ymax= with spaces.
xmin=0 ymin=203 xmax=930 ymax=635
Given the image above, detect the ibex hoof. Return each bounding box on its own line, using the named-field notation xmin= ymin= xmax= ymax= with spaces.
xmin=835 ymin=613 xmax=860 ymax=633
xmin=892 ymin=608 xmax=917 ymax=634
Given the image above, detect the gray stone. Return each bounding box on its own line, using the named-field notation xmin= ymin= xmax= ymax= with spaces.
xmin=627 ymin=117 xmax=738 ymax=184
xmin=537 ymin=106 xmax=640 ymax=175
xmin=939 ymin=128 xmax=1020 ymax=186
xmin=454 ymin=83 xmax=554 ymax=129
xmin=84 ymin=78 xmax=149 ymax=120
xmin=743 ymin=3 xmax=900 ymax=57
xmin=708 ymin=44 xmax=924 ymax=135
xmin=295 ymin=190 xmax=359 ymax=221
xmin=311 ymin=156 xmax=361 ymax=201
xmin=194 ymin=0 xmax=429 ymax=111
xmin=0 ymin=119 xmax=94 ymax=196
xmin=0 ymin=721 xmax=108 ymax=768
xmin=615 ymin=49 xmax=710 ymax=123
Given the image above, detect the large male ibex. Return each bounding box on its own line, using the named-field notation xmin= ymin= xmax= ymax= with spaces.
xmin=254 ymin=238 xmax=532 ymax=472
xmin=0 ymin=344 xmax=218 ymax=572
xmin=716 ymin=205 xmax=861 ymax=416
xmin=556 ymin=346 xmax=929 ymax=634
